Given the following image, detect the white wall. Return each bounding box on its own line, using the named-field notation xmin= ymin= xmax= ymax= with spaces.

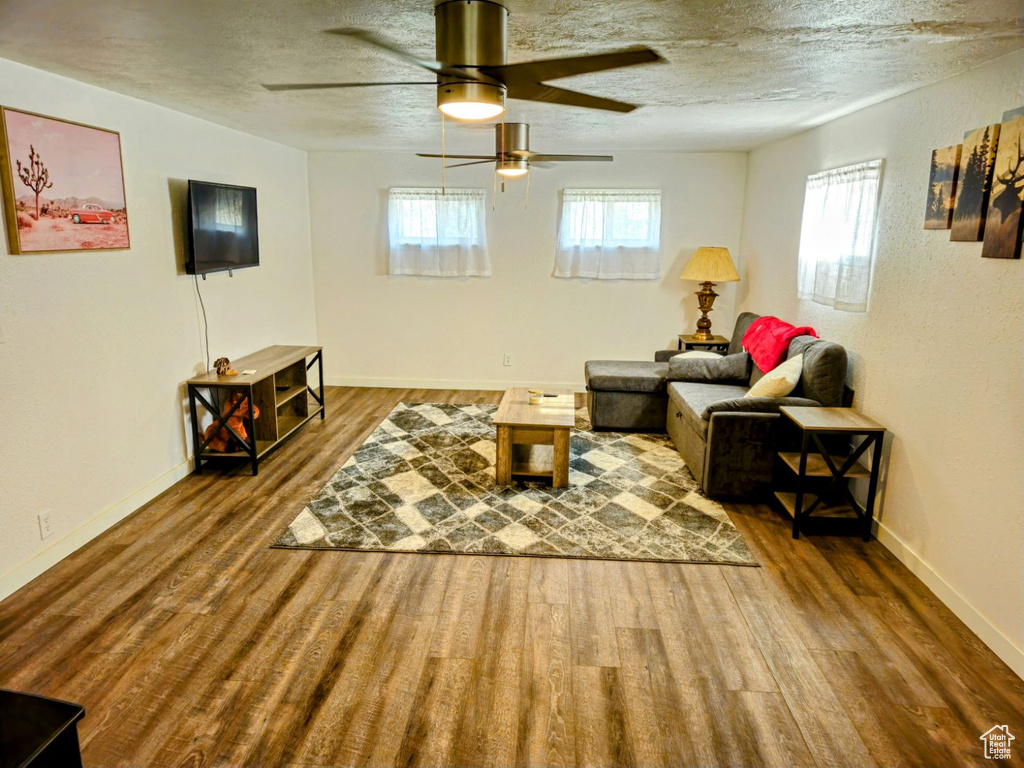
xmin=308 ymin=151 xmax=747 ymax=390
xmin=0 ymin=59 xmax=318 ymax=597
xmin=736 ymin=50 xmax=1024 ymax=674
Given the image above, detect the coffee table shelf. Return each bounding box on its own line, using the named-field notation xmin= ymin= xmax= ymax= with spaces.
xmin=510 ymin=444 xmax=558 ymax=478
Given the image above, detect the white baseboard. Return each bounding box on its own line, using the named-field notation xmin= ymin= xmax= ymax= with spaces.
xmin=325 ymin=375 xmax=587 ymax=392
xmin=0 ymin=458 xmax=194 ymax=602
xmin=874 ymin=519 xmax=1023 ymax=678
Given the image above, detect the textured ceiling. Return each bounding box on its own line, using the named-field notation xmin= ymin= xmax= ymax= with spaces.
xmin=0 ymin=1 xmax=1021 ymax=153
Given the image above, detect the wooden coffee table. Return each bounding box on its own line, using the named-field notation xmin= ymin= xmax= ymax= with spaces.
xmin=493 ymin=388 xmax=575 ymax=488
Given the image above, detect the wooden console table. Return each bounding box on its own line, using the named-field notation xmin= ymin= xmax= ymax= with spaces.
xmin=187 ymin=345 xmax=323 ymax=476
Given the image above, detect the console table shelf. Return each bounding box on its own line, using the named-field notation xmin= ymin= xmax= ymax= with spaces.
xmin=187 ymin=345 xmax=324 ymax=475
xmin=777 ymin=452 xmax=872 ymax=479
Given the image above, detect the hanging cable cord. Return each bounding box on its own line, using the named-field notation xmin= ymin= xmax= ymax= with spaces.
xmin=193 ymin=274 xmax=210 ymax=373
xmin=441 ymin=112 xmax=447 ymax=195
xmin=493 ymin=117 xmax=504 ymax=209
xmin=499 ymin=117 xmax=507 ymax=198
xmin=525 ymin=162 xmax=531 ymax=209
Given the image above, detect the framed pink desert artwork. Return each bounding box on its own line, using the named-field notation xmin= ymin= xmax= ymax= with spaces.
xmin=0 ymin=107 xmax=130 ymax=254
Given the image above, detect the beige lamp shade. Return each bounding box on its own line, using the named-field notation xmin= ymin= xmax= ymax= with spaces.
xmin=679 ymin=247 xmax=740 ymax=282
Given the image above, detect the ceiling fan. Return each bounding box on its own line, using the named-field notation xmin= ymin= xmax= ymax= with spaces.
xmin=263 ymin=0 xmax=662 ymax=121
xmin=417 ymin=122 xmax=611 ymax=177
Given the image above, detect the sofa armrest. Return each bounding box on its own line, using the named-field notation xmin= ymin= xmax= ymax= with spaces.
xmin=702 ymin=396 xmax=821 ymax=419
xmin=668 ymin=352 xmax=750 ymax=383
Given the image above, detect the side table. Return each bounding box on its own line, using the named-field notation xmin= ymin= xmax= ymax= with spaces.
xmin=678 ymin=334 xmax=730 ymax=352
xmin=0 ymin=688 xmax=85 ymax=767
xmin=775 ymin=406 xmax=886 ymax=541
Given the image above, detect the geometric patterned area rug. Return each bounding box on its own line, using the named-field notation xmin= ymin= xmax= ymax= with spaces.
xmin=273 ymin=403 xmax=757 ymax=566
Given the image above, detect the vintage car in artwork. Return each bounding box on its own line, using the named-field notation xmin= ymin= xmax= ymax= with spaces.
xmin=70 ymin=203 xmax=114 ymax=224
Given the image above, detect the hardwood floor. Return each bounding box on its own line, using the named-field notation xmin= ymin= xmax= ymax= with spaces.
xmin=0 ymin=386 xmax=1020 ymax=767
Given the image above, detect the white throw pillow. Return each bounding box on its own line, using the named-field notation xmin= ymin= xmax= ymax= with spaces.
xmin=745 ymin=354 xmax=803 ymax=398
xmin=676 ymin=350 xmax=721 ymax=359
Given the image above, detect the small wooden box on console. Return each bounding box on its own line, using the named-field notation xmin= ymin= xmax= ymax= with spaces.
xmin=186 ymin=345 xmax=324 ymax=475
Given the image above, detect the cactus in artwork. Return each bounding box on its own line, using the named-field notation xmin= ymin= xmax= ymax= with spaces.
xmin=16 ymin=145 xmax=53 ymax=220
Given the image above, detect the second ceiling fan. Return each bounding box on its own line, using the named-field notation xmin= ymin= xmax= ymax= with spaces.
xmin=263 ymin=0 xmax=662 ymax=120
xmin=417 ymin=122 xmax=612 ymax=176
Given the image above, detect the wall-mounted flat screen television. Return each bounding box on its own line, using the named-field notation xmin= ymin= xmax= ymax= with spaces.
xmin=186 ymin=180 xmax=259 ymax=275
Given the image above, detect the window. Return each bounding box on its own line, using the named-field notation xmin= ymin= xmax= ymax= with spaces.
xmin=554 ymin=189 xmax=662 ymax=279
xmin=797 ymin=160 xmax=883 ymax=312
xmin=388 ymin=188 xmax=490 ymax=277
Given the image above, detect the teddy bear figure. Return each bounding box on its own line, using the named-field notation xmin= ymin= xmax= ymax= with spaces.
xmin=202 ymin=393 xmax=260 ymax=452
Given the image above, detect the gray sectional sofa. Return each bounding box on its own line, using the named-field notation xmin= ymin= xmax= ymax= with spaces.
xmin=584 ymin=312 xmax=850 ymax=498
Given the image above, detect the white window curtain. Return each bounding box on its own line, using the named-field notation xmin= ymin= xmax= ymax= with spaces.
xmin=797 ymin=160 xmax=883 ymax=312
xmin=554 ymin=189 xmax=662 ymax=279
xmin=388 ymin=188 xmax=490 ymax=277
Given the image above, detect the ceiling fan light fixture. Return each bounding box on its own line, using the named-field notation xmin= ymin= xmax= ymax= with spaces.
xmin=496 ymin=158 xmax=528 ymax=177
xmin=437 ymin=81 xmax=505 ymax=121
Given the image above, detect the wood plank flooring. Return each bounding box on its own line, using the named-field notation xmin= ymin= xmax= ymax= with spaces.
xmin=0 ymin=387 xmax=1020 ymax=767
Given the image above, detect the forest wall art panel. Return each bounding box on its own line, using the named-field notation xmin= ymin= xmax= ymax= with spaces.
xmin=950 ymin=123 xmax=999 ymax=242
xmin=0 ymin=107 xmax=130 ymax=254
xmin=981 ymin=115 xmax=1023 ymax=260
xmin=924 ymin=144 xmax=961 ymax=230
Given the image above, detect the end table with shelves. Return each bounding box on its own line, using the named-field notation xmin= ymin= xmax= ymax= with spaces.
xmin=678 ymin=334 xmax=730 ymax=352
xmin=775 ymin=406 xmax=886 ymax=541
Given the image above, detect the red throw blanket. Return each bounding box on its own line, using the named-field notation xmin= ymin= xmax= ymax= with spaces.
xmin=742 ymin=316 xmax=817 ymax=372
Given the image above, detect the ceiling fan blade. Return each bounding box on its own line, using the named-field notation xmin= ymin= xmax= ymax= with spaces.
xmin=482 ymin=47 xmax=661 ymax=84
xmin=510 ymin=83 xmax=639 ymax=113
xmin=324 ymin=28 xmax=489 ymax=82
xmin=416 ymin=154 xmax=499 ymax=160
xmin=263 ymin=81 xmax=436 ymax=91
xmin=445 ymin=160 xmax=497 ymax=169
xmin=526 ymin=154 xmax=614 ymax=162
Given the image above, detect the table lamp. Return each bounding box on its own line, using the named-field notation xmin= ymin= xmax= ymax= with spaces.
xmin=679 ymin=246 xmax=740 ymax=341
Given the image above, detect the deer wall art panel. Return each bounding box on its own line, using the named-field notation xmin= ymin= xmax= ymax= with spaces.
xmin=981 ymin=116 xmax=1023 ymax=260
xmin=924 ymin=144 xmax=961 ymax=230
xmin=950 ymin=123 xmax=1000 ymax=242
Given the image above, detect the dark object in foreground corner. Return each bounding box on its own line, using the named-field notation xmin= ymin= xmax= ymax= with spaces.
xmin=0 ymin=689 xmax=84 ymax=768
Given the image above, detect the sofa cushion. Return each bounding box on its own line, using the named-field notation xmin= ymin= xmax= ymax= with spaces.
xmin=585 ymin=360 xmax=669 ymax=394
xmin=668 ymin=382 xmax=749 ymax=439
xmin=668 ymin=352 xmax=750 ymax=383
xmin=728 ymin=312 xmax=760 ymax=356
xmin=703 ymin=395 xmax=821 ymax=419
xmin=746 ymin=354 xmax=802 ymax=398
xmin=788 ymin=336 xmax=847 ymax=406
xmin=655 ymin=349 xmax=723 ymax=362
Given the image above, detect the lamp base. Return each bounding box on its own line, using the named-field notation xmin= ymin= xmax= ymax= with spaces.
xmin=692 ymin=281 xmax=719 ymax=341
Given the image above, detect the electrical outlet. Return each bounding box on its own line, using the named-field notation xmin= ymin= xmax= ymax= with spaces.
xmin=38 ymin=511 xmax=53 ymax=540
xmin=503 ymin=352 xmax=513 ymax=367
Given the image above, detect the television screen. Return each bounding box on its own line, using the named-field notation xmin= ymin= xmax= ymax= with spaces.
xmin=186 ymin=181 xmax=259 ymax=274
